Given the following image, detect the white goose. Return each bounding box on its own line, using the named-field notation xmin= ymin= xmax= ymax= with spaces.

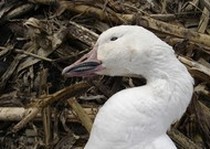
xmin=62 ymin=25 xmax=194 ymax=149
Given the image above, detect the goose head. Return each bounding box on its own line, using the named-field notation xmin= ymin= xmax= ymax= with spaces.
xmin=62 ymin=25 xmax=176 ymax=79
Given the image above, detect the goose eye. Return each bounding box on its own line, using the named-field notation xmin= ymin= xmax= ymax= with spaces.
xmin=110 ymin=37 xmax=118 ymax=41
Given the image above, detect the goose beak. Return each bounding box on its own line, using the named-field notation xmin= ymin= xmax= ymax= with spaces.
xmin=62 ymin=47 xmax=104 ymax=77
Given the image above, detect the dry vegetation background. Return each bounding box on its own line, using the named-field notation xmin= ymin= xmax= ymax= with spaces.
xmin=0 ymin=0 xmax=210 ymax=148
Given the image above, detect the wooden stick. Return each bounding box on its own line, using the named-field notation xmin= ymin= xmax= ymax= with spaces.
xmin=68 ymin=97 xmax=93 ymax=133
xmin=15 ymin=49 xmax=53 ymax=62
xmin=57 ymin=2 xmax=210 ymax=47
xmin=135 ymin=15 xmax=210 ymax=47
xmin=0 ymin=107 xmax=25 ymax=121
xmin=11 ymin=82 xmax=90 ymax=133
xmin=0 ymin=107 xmax=97 ymax=122
xmin=178 ymin=56 xmax=210 ymax=83
xmin=168 ymin=128 xmax=201 ymax=149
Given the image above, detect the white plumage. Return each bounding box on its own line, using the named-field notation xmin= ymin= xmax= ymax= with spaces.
xmin=62 ymin=25 xmax=194 ymax=149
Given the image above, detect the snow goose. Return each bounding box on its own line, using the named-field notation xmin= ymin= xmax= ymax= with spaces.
xmin=62 ymin=25 xmax=194 ymax=149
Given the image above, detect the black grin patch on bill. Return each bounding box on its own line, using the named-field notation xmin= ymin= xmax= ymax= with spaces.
xmin=69 ymin=61 xmax=100 ymax=73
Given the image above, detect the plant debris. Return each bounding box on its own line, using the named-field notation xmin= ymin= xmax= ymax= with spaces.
xmin=0 ymin=0 xmax=210 ymax=148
